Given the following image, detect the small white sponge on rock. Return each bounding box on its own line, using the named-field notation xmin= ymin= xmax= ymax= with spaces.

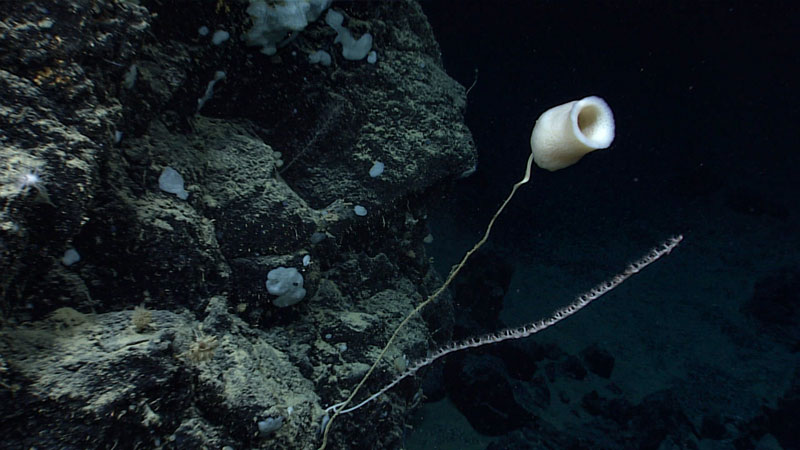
xmin=266 ymin=266 xmax=307 ymax=307
xmin=325 ymin=9 xmax=373 ymax=60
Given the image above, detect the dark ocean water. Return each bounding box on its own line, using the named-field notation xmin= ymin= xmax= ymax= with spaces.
xmin=413 ymin=1 xmax=799 ymax=448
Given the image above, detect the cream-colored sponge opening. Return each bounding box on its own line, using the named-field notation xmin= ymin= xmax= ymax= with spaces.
xmin=571 ymin=97 xmax=615 ymax=149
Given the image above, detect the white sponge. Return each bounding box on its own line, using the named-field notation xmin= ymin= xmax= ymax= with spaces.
xmin=529 ymin=96 xmax=615 ymax=171
xmin=266 ymin=267 xmax=307 ymax=307
xmin=245 ymin=0 xmax=333 ymax=55
xmin=325 ymin=9 xmax=373 ymax=61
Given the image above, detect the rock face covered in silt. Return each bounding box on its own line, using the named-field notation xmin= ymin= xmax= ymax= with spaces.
xmin=0 ymin=1 xmax=474 ymax=448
